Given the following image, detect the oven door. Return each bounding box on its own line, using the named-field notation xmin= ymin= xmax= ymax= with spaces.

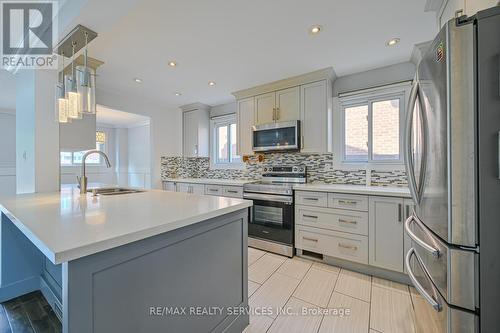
xmin=244 ymin=193 xmax=294 ymax=245
xmin=252 ymin=121 xmax=299 ymax=152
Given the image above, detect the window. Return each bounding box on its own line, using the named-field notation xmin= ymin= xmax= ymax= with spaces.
xmin=60 ymin=131 xmax=106 ymax=166
xmin=342 ymin=94 xmax=403 ymax=163
xmin=211 ymin=114 xmax=241 ymax=168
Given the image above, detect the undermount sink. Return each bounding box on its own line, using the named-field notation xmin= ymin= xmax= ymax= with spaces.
xmin=89 ymin=187 xmax=145 ymax=196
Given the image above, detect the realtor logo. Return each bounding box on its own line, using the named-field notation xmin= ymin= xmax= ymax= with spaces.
xmin=1 ymin=1 xmax=58 ymax=70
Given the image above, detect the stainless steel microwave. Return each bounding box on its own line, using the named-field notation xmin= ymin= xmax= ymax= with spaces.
xmin=252 ymin=120 xmax=300 ymax=152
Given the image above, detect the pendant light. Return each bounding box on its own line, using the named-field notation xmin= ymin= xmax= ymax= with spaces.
xmin=66 ymin=41 xmax=82 ymax=119
xmin=55 ymin=53 xmax=69 ymax=123
xmin=77 ymin=32 xmax=96 ymax=114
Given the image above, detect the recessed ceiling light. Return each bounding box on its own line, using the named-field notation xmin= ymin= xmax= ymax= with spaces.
xmin=174 ymin=92 xmax=182 ymax=96
xmin=208 ymin=81 xmax=216 ymax=86
xmin=386 ymin=38 xmax=400 ymax=46
xmin=133 ymin=78 xmax=143 ymax=83
xmin=168 ymin=61 xmax=177 ymax=67
xmin=309 ymin=25 xmax=322 ymax=35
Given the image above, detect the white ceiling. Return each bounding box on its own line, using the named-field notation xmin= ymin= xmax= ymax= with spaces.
xmin=0 ymin=0 xmax=438 ymax=110
xmin=96 ymin=104 xmax=150 ymax=127
xmin=87 ymin=0 xmax=437 ymax=107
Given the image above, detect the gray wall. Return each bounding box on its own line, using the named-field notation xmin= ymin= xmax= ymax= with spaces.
xmin=333 ymin=62 xmax=416 ymax=96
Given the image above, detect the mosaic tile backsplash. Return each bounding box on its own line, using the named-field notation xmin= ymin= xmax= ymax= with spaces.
xmin=161 ymin=153 xmax=407 ymax=187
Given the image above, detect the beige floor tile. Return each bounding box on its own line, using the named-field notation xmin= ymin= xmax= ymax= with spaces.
xmin=249 ymin=272 xmax=301 ymax=318
xmin=267 ymin=297 xmax=323 ymax=333
xmin=248 ymin=247 xmax=267 ymax=266
xmin=370 ymin=285 xmax=416 ymax=333
xmin=319 ymin=292 xmax=370 ymax=333
xmin=243 ymin=314 xmax=274 ymax=333
xmin=372 ymin=276 xmax=410 ymax=293
xmin=277 ymin=257 xmax=312 ymax=280
xmin=293 ymin=268 xmax=338 ymax=307
xmin=334 ymin=269 xmax=372 ymax=302
xmin=312 ymin=261 xmax=341 ymax=274
xmin=248 ymin=280 xmax=261 ymax=297
xmin=410 ymin=292 xmax=444 ymax=333
xmin=248 ymin=253 xmax=286 ymax=284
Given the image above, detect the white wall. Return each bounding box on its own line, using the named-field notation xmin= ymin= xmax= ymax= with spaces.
xmin=0 ymin=109 xmax=16 ymax=195
xmin=333 ymin=62 xmax=416 ymax=96
xmin=127 ymin=124 xmax=151 ymax=188
xmin=96 ymin=88 xmax=182 ymax=189
xmin=210 ymin=102 xmax=236 ymax=118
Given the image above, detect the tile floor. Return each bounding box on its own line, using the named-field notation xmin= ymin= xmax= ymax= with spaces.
xmin=245 ymin=247 xmax=436 ymax=333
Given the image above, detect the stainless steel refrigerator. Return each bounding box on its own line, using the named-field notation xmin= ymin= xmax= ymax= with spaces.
xmin=404 ymin=6 xmax=500 ymax=333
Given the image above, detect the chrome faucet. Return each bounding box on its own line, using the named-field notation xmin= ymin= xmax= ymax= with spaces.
xmin=77 ymin=150 xmax=112 ymax=194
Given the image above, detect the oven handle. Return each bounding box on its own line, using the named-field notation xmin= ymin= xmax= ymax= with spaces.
xmin=243 ymin=192 xmax=293 ymax=204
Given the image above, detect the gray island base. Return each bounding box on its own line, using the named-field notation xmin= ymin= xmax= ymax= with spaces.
xmin=0 ymin=209 xmax=249 ymax=333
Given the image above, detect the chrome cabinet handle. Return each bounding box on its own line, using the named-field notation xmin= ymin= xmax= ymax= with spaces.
xmin=303 ymin=237 xmax=318 ymax=242
xmin=405 ymin=248 xmax=442 ymax=312
xmin=398 ymin=203 xmax=402 ymax=222
xmin=227 ymin=190 xmax=238 ymax=194
xmin=303 ymin=214 xmax=318 ymax=219
xmin=404 ymin=215 xmax=440 ymax=257
xmin=338 ymin=243 xmax=358 ymax=251
xmin=338 ymin=200 xmax=357 ymax=205
xmin=303 ymin=197 xmax=319 ymax=201
xmin=209 ymin=188 xmax=218 ymax=192
xmin=339 ymin=218 xmax=357 ymax=225
xmin=405 ymin=205 xmax=410 ymax=219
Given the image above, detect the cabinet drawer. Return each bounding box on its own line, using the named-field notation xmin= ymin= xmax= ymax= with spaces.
xmin=205 ymin=185 xmax=223 ymax=196
xmin=328 ymin=193 xmax=368 ymax=211
xmin=163 ymin=182 xmax=177 ymax=192
xmin=222 ymin=186 xmax=243 ymax=198
xmin=295 ymin=191 xmax=328 ymax=207
xmin=295 ymin=205 xmax=368 ymax=236
xmin=296 ymin=227 xmax=368 ymax=264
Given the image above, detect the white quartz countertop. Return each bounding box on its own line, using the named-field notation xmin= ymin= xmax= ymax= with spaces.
xmin=293 ymin=183 xmax=411 ymax=197
xmin=0 ymin=187 xmax=252 ymax=264
xmin=164 ymin=178 xmax=251 ymax=186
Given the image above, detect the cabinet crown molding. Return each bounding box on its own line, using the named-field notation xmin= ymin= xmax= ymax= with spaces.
xmin=180 ymin=102 xmax=211 ymax=112
xmin=232 ymin=67 xmax=336 ymax=100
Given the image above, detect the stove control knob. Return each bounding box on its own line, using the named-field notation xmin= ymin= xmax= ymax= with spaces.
xmin=292 ymin=166 xmax=298 ymax=172
xmin=299 ymin=167 xmax=305 ymax=172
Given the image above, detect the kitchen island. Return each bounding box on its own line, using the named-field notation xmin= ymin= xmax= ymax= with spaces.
xmin=0 ymin=187 xmax=252 ymax=333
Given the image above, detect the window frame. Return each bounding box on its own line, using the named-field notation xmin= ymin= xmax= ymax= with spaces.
xmin=210 ymin=114 xmax=244 ymax=170
xmin=336 ymin=84 xmax=409 ymax=169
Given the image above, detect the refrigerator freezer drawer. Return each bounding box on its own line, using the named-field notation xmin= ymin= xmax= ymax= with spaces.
xmin=405 ymin=215 xmax=477 ymax=311
xmin=406 ymin=248 xmax=478 ymax=333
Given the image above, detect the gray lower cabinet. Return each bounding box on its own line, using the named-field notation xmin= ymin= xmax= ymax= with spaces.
xmin=163 ymin=181 xmax=244 ymax=199
xmin=295 ymin=190 xmax=408 ymax=275
xmin=368 ymin=196 xmax=405 ymax=272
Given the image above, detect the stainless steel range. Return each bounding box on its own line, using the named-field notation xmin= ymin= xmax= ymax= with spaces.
xmin=243 ymin=165 xmax=306 ymax=257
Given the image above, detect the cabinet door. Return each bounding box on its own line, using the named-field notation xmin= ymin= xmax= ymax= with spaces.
xmin=300 ymin=80 xmax=328 ymax=153
xmin=237 ymin=97 xmax=255 ymax=155
xmin=183 ymin=110 xmax=199 ymax=157
xmin=177 ymin=183 xmax=191 ymax=193
xmin=369 ymin=196 xmax=405 ymax=272
xmin=191 ymin=184 xmax=206 ymax=195
xmin=403 ymin=198 xmax=415 ymax=273
xmin=164 ymin=182 xmax=177 ymax=192
xmin=275 ymin=87 xmax=300 ymax=122
xmin=255 ymin=92 xmax=275 ymax=125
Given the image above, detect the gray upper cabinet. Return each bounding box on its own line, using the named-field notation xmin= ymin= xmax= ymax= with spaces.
xmin=300 ymin=80 xmax=331 ymax=153
xmin=181 ymin=103 xmax=210 ymax=158
xmin=369 ymin=196 xmax=405 ymax=272
xmin=237 ymin=97 xmax=255 ymax=156
xmin=275 ymin=86 xmax=300 ymax=122
xmin=255 ymin=92 xmax=276 ymax=125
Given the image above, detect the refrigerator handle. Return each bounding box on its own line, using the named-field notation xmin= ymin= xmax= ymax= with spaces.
xmin=404 ymin=215 xmax=441 ymax=258
xmin=405 ymin=248 xmax=442 ymax=312
xmin=404 ymin=77 xmax=424 ymax=205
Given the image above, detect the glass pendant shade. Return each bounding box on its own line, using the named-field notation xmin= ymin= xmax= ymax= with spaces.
xmin=55 ymin=84 xmax=69 ymax=123
xmin=76 ymin=66 xmax=96 ymax=114
xmin=65 ymin=74 xmax=82 ymax=119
